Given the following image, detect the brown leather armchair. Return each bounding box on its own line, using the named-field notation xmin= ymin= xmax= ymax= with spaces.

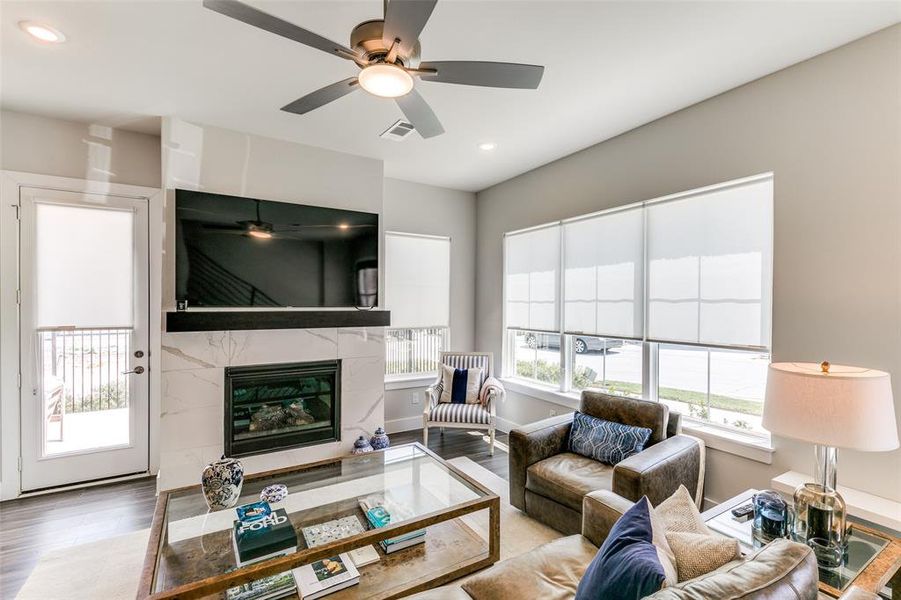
xmin=509 ymin=390 xmax=705 ymax=534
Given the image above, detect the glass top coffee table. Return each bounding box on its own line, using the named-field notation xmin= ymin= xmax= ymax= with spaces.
xmin=138 ymin=443 xmax=500 ymax=599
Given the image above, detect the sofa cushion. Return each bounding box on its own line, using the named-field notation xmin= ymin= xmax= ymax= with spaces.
xmin=526 ymin=452 xmax=613 ymax=511
xmin=580 ymin=391 xmax=670 ymax=445
xmin=461 ymin=535 xmax=597 ymax=600
xmin=569 ymin=411 xmax=652 ymax=465
xmin=575 ymin=497 xmax=667 ymax=600
xmin=645 ymin=539 xmax=818 ymax=600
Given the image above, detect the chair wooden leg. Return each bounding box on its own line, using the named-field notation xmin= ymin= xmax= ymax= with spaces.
xmin=440 ymin=427 xmax=445 ymax=435
xmin=489 ymin=427 xmax=495 ymax=456
xmin=423 ymin=424 xmax=429 ymax=448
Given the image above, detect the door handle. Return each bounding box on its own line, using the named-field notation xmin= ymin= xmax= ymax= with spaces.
xmin=122 ymin=366 xmax=145 ymax=375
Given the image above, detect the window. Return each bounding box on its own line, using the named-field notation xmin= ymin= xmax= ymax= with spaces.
xmin=510 ymin=329 xmax=561 ymax=386
xmin=657 ymin=344 xmax=769 ymax=434
xmin=384 ymin=232 xmax=450 ymax=377
xmin=502 ymin=174 xmax=773 ymax=436
xmin=570 ymin=336 xmax=642 ymax=398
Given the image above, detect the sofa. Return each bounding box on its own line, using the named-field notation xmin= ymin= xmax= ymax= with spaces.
xmin=509 ymin=391 xmax=705 ymax=534
xmin=409 ymin=490 xmax=820 ymax=600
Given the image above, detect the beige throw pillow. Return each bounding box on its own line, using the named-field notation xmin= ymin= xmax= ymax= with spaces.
xmin=654 ymin=484 xmax=711 ymax=535
xmin=438 ymin=365 xmax=483 ymax=404
xmin=665 ymin=532 xmax=741 ymax=581
xmin=648 ymin=500 xmax=678 ymax=587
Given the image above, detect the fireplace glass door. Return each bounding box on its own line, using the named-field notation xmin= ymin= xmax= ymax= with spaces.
xmin=225 ymin=361 xmax=340 ymax=457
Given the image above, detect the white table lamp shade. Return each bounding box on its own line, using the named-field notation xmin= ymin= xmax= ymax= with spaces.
xmin=763 ymin=362 xmax=899 ymax=451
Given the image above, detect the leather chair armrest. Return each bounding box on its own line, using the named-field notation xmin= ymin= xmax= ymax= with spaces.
xmin=508 ymin=413 xmax=574 ymax=510
xmin=582 ymin=490 xmax=634 ymax=548
xmin=612 ymin=434 xmax=704 ymax=507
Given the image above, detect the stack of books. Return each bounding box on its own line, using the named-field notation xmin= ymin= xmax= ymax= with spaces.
xmin=359 ymin=497 xmax=426 ymax=554
xmin=232 ymin=501 xmax=298 ymax=567
xmin=292 ymin=554 xmax=360 ymax=600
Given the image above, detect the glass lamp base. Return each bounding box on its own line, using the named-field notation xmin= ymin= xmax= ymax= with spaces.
xmin=791 ymin=445 xmax=848 ymax=568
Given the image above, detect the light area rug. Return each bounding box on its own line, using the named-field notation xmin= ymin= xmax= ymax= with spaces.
xmin=16 ymin=457 xmax=562 ymax=599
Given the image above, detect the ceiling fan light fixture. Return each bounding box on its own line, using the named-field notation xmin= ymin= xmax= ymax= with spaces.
xmin=358 ymin=63 xmax=414 ymax=98
xmin=247 ymin=224 xmax=273 ymax=239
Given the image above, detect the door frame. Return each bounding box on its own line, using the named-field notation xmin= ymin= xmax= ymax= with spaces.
xmin=0 ymin=171 xmax=162 ymax=500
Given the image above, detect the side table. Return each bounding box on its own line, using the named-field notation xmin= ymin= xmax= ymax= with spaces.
xmin=702 ymin=490 xmax=901 ymax=599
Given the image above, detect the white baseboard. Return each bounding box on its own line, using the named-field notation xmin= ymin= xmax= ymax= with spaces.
xmin=496 ymin=416 xmax=520 ymax=434
xmin=384 ymin=416 xmax=423 ymax=434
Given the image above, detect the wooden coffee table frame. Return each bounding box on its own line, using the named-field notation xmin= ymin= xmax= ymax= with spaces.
xmin=137 ymin=443 xmax=500 ymax=600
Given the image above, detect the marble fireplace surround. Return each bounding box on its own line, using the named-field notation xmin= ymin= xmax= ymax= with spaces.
xmin=158 ymin=327 xmax=385 ymax=491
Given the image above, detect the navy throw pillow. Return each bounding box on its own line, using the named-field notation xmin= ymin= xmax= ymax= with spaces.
xmin=569 ymin=411 xmax=652 ymax=465
xmin=574 ymin=497 xmax=666 ymax=600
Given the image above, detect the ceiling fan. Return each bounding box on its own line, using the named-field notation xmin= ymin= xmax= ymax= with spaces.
xmin=202 ymin=0 xmax=545 ymax=138
xmin=196 ymin=200 xmax=373 ymax=239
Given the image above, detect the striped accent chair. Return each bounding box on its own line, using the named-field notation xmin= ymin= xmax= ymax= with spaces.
xmin=423 ymin=352 xmax=504 ymax=456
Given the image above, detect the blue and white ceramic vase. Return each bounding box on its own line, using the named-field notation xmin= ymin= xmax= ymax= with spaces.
xmin=352 ymin=435 xmax=374 ymax=454
xmin=370 ymin=427 xmax=390 ymax=450
xmin=260 ymin=483 xmax=289 ymax=505
xmin=201 ymin=455 xmax=244 ymax=510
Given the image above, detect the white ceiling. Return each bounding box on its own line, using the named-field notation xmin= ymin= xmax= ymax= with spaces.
xmin=2 ymin=1 xmax=899 ymax=191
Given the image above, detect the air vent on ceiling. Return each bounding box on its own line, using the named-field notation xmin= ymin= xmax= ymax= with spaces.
xmin=380 ymin=119 xmax=416 ymax=141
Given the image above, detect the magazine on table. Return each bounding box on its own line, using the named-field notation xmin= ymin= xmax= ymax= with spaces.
xmin=292 ymin=553 xmax=360 ymax=599
xmin=300 ymin=515 xmax=380 ymax=567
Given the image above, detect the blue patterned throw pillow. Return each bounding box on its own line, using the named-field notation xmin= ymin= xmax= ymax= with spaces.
xmin=574 ymin=497 xmax=666 ymax=600
xmin=569 ymin=411 xmax=652 ymax=465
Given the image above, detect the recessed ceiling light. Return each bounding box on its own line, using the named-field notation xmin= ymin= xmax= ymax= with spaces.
xmin=478 ymin=142 xmax=497 ymax=151
xmin=19 ymin=21 xmax=66 ymax=44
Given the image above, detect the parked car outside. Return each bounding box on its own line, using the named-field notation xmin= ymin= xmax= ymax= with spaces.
xmin=523 ymin=332 xmax=623 ymax=354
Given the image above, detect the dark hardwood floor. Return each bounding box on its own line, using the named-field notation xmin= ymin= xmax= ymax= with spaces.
xmin=0 ymin=428 xmax=508 ymax=598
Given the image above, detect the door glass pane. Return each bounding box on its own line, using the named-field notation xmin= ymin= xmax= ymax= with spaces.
xmin=40 ymin=329 xmax=131 ymax=455
xmin=35 ymin=202 xmax=134 ymax=456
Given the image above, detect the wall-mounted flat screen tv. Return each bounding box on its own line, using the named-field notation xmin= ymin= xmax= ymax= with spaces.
xmin=175 ymin=189 xmax=378 ymax=308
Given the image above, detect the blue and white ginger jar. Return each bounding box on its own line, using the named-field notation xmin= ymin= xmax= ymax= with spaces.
xmin=201 ymin=455 xmax=244 ymax=510
xmin=352 ymin=435 xmax=374 ymax=454
xmin=370 ymin=427 xmax=390 ymax=450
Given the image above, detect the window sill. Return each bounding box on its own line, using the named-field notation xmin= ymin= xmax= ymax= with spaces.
xmin=385 ymin=374 xmax=436 ymax=390
xmin=501 ymin=377 xmax=774 ymax=464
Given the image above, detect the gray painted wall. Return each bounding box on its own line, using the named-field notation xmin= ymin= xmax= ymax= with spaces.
xmin=382 ymin=178 xmax=478 ymax=431
xmin=0 ymin=110 xmax=161 ymax=187
xmin=475 ymin=25 xmax=901 ymax=504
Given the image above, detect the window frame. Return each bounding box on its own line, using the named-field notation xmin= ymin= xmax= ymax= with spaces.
xmin=501 ymin=173 xmax=773 ymax=441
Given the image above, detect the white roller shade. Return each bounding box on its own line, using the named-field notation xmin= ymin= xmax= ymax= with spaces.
xmin=385 ymin=232 xmax=450 ymax=328
xmin=35 ymin=202 xmax=135 ymax=329
xmin=563 ymin=207 xmax=643 ymax=338
xmin=646 ymin=177 xmax=773 ymax=348
xmin=505 ymin=225 xmax=560 ymax=332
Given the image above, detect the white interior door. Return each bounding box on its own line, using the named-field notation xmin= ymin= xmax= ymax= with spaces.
xmin=19 ymin=186 xmax=150 ymax=491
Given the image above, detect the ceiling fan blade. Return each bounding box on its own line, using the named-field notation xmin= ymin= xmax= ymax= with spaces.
xmin=203 ymin=0 xmax=359 ymax=61
xmin=395 ymin=88 xmax=444 ymax=138
xmin=418 ymin=61 xmax=544 ymax=89
xmin=281 ymin=78 xmax=360 ymax=115
xmin=382 ymin=0 xmax=437 ymax=58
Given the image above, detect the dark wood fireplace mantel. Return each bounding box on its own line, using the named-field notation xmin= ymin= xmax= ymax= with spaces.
xmin=165 ymin=309 xmax=390 ymax=332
